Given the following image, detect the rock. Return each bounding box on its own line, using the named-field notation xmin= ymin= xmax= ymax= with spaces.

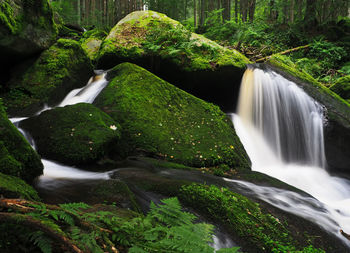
xmin=20 ymin=103 xmax=121 ymax=165
xmin=0 ymin=0 xmax=57 ymax=58
xmin=266 ymin=55 xmax=350 ymax=176
xmin=94 ymin=62 xmax=250 ymax=169
xmin=0 ymin=172 xmax=40 ymax=200
xmin=80 ymin=29 xmax=107 ymax=62
xmin=330 ymin=75 xmax=350 ymax=100
xmin=2 ymin=39 xmax=93 ymax=116
xmin=0 ymin=101 xmax=43 ymax=183
xmin=97 ymin=11 xmax=250 ymax=111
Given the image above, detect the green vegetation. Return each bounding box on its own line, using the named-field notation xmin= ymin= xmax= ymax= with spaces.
xmin=3 ymin=39 xmax=93 ymax=115
xmin=0 ymin=197 xmax=239 ymax=253
xmin=80 ymin=29 xmax=107 ymax=61
xmin=330 ymin=75 xmax=350 ymax=101
xmin=0 ymin=102 xmax=43 ymax=182
xmin=0 ymin=0 xmax=57 ymax=55
xmin=97 ymin=10 xmax=249 ymax=71
xmin=20 ymin=103 xmax=121 ymax=165
xmin=94 ymin=62 xmax=250 ymax=169
xmin=0 ymin=172 xmax=40 ymax=200
xmin=180 ymin=183 xmax=325 ymax=252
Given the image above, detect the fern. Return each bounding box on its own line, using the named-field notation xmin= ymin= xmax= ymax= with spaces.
xmin=29 ymin=231 xmax=52 ymax=253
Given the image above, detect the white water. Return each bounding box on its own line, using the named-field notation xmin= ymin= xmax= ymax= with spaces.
xmin=11 ymin=73 xmax=111 ymax=182
xmin=233 ymin=67 xmax=350 ymax=246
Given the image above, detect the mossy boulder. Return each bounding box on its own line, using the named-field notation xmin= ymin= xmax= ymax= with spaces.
xmin=94 ymin=62 xmax=250 ymax=169
xmin=330 ymin=75 xmax=350 ymax=100
xmin=3 ymin=39 xmax=93 ymax=116
xmin=0 ymin=101 xmax=43 ymax=182
xmin=80 ymin=29 xmax=107 ymax=62
xmin=0 ymin=172 xmax=39 ymax=200
xmin=0 ymin=0 xmax=57 ymax=57
xmin=266 ymin=55 xmax=350 ymax=175
xmin=20 ymin=103 xmax=121 ymax=165
xmin=97 ymin=11 xmax=250 ymax=111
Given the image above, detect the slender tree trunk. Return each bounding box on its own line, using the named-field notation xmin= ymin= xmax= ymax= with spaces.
xmin=77 ymin=0 xmax=81 ymax=24
xmin=304 ymin=0 xmax=317 ymax=26
xmin=248 ymin=0 xmax=256 ymax=22
xmin=194 ymin=0 xmax=197 ymax=27
xmin=235 ymin=0 xmax=238 ymax=22
xmin=290 ymin=0 xmax=295 ymax=23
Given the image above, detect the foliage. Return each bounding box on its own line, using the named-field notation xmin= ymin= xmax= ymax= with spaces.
xmin=0 ymin=197 xmax=240 ymax=253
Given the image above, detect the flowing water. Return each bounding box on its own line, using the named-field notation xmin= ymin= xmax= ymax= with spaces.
xmin=9 ymin=67 xmax=350 ymax=249
xmin=233 ymin=67 xmax=350 ymax=246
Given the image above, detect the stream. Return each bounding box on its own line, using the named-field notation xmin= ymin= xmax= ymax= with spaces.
xmin=9 ymin=67 xmax=350 ymax=250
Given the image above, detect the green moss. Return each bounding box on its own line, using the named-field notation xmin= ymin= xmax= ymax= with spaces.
xmin=330 ymin=75 xmax=350 ymax=99
xmin=94 ymin=62 xmax=250 ymax=169
xmin=97 ymin=10 xmax=250 ymax=71
xmin=268 ymin=54 xmax=350 ymax=107
xmin=267 ymin=54 xmax=350 ymax=126
xmin=20 ymin=103 xmax=121 ymax=165
xmin=80 ymin=29 xmax=107 ymax=61
xmin=180 ymin=183 xmax=325 ymax=252
xmin=0 ymin=172 xmax=40 ymax=200
xmin=3 ymin=38 xmax=93 ymax=115
xmin=0 ymin=103 xmax=43 ymax=182
xmin=0 ymin=0 xmax=57 ymax=56
xmin=0 ymin=0 xmax=19 ymax=34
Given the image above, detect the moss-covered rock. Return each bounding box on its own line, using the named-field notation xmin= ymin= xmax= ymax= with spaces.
xmin=2 ymin=39 xmax=93 ymax=116
xmin=330 ymin=75 xmax=350 ymax=100
xmin=0 ymin=101 xmax=43 ymax=182
xmin=80 ymin=29 xmax=107 ymax=62
xmin=97 ymin=11 xmax=250 ymax=111
xmin=0 ymin=172 xmax=39 ymax=200
xmin=179 ymin=183 xmax=330 ymax=252
xmin=0 ymin=0 xmax=57 ymax=59
xmin=266 ymin=55 xmax=350 ymax=175
xmin=20 ymin=103 xmax=121 ymax=165
xmin=94 ymin=62 xmax=250 ymax=169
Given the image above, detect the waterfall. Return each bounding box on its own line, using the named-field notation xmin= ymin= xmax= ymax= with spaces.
xmin=11 ymin=72 xmax=111 ymax=182
xmin=233 ymin=66 xmax=350 ymax=246
xmin=237 ymin=67 xmax=326 ymax=168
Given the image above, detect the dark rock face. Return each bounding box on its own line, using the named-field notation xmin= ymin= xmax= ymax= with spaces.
xmin=0 ymin=103 xmax=43 ymax=183
xmin=324 ymin=118 xmax=350 ymax=176
xmin=20 ymin=103 xmax=121 ymax=165
xmin=0 ymin=0 xmax=57 ymax=58
xmin=0 ymin=0 xmax=58 ymax=85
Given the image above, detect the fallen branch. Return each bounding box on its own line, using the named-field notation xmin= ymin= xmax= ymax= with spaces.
xmin=255 ymin=45 xmax=310 ymax=63
xmin=0 ymin=212 xmax=83 ymax=253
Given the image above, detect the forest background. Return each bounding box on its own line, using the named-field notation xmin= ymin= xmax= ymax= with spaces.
xmin=51 ymin=0 xmax=349 ymax=85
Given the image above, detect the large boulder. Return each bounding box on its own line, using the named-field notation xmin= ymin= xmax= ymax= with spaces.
xmin=20 ymin=103 xmax=121 ymax=165
xmin=0 ymin=0 xmax=57 ymax=85
xmin=94 ymin=62 xmax=250 ymax=169
xmin=0 ymin=0 xmax=57 ymax=58
xmin=0 ymin=100 xmax=43 ymax=182
xmin=3 ymin=39 xmax=93 ymax=116
xmin=97 ymin=11 xmax=250 ymax=111
xmin=266 ymin=55 xmax=350 ymax=176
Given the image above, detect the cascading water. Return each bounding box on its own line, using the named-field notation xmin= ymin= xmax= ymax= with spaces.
xmin=233 ymin=66 xmax=350 ymax=246
xmin=11 ymin=72 xmax=111 ymax=183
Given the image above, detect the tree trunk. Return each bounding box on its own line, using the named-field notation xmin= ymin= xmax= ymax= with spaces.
xmin=194 ymin=0 xmax=197 ymax=27
xmin=304 ymin=0 xmax=317 ymax=26
xmin=290 ymin=0 xmax=295 ymax=23
xmin=248 ymin=0 xmax=256 ymax=22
